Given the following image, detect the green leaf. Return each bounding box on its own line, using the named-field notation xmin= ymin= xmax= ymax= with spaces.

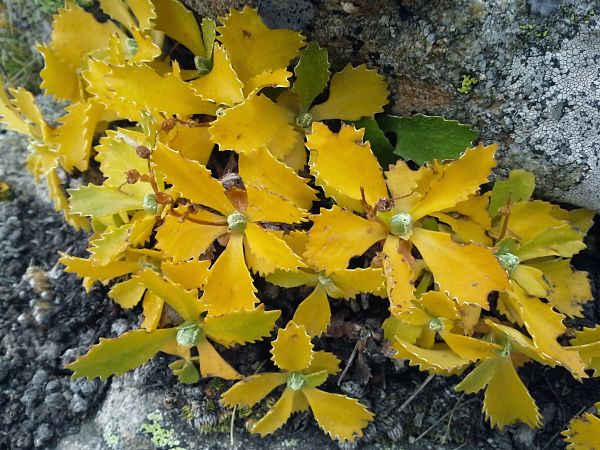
xmin=201 ymin=17 xmax=217 ymax=58
xmin=68 ymin=185 xmax=142 ymax=217
xmin=292 ymin=42 xmax=330 ymax=113
xmin=378 ymin=114 xmax=479 ymax=165
xmin=66 ymin=328 xmax=178 ymax=380
xmin=204 ymin=305 xmax=280 ymax=347
xmin=353 ymin=118 xmax=397 ymax=168
xmin=489 ymin=169 xmax=536 ymax=216
xmin=169 ymin=359 xmax=200 ymax=384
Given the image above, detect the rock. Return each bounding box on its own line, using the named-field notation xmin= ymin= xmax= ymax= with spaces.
xmin=184 ymin=0 xmax=600 ymax=211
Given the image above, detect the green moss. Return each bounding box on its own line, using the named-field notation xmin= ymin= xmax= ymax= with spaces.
xmin=140 ymin=411 xmax=185 ymax=449
xmin=102 ymin=426 xmax=120 ymax=450
xmin=457 ymin=74 xmax=479 ymax=94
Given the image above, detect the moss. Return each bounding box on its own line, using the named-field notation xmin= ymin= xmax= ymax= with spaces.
xmin=456 ymin=74 xmax=479 ymax=94
xmin=139 ymin=410 xmax=185 ymax=449
xmin=102 ymin=426 xmax=120 ymax=450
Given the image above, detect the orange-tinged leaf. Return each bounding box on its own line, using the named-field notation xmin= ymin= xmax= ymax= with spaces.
xmin=217 ymin=6 xmax=304 ymax=84
xmin=202 ymin=233 xmax=260 ymax=315
xmin=310 ymin=64 xmax=388 ymax=121
xmin=410 ymin=228 xmax=508 ymax=309
xmin=141 ymin=291 xmax=163 ymax=331
xmin=482 ymin=356 xmax=541 ymax=428
xmin=303 ymin=387 xmax=375 ymax=442
xmin=271 ymin=321 xmax=314 ymax=372
xmin=238 ymin=147 xmax=316 ymax=209
xmin=251 ymin=387 xmax=295 ymax=436
xmin=161 ymin=259 xmax=211 ymax=290
xmin=307 ymin=122 xmax=388 ymax=212
xmin=66 ymin=328 xmax=178 ymax=380
xmin=152 ymin=0 xmax=205 ymax=56
xmin=392 ymin=338 xmax=470 ymax=374
xmin=189 ymin=44 xmax=243 ymax=105
xmin=108 ymin=278 xmax=146 ymax=309
xmin=244 ymin=222 xmax=305 ymax=275
xmin=163 ymin=124 xmax=214 ymax=164
xmin=209 ymin=94 xmax=294 ymax=154
xmin=330 ymin=267 xmax=386 ymax=299
xmin=245 ymin=184 xmax=307 ymax=224
xmin=529 ymin=259 xmax=592 ymax=317
xmin=221 ymin=372 xmax=287 ymax=407
xmin=204 ymin=305 xmax=280 ymax=347
xmin=155 ymin=211 xmax=227 ymax=262
xmin=409 ymin=145 xmax=497 ymax=221
xmin=511 ymin=264 xmax=550 ymax=298
xmin=197 ymin=335 xmax=240 ymax=379
xmin=293 ymin=285 xmax=331 ymax=337
xmin=133 ymin=269 xmax=205 ymax=321
xmin=305 ymin=206 xmax=387 ymax=273
xmin=383 ymin=236 xmax=415 ymax=312
xmin=563 ymin=409 xmax=600 ymax=450
xmin=60 ymin=254 xmax=139 ymax=292
xmin=152 ymin=143 xmax=233 ymax=214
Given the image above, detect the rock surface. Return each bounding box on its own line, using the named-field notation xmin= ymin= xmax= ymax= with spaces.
xmin=185 ymin=0 xmax=600 ymax=211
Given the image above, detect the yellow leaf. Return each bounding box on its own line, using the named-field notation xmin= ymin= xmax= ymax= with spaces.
xmin=238 ymin=147 xmax=316 ymax=209
xmin=141 ymin=291 xmax=163 ymax=331
xmin=266 ymin=269 xmax=318 ymax=288
xmin=563 ymin=409 xmax=600 ymax=450
xmin=204 ymin=305 xmax=279 ymax=347
xmin=161 ymin=258 xmax=211 ymax=290
xmin=330 ymin=267 xmax=386 ymax=299
xmin=189 ymin=44 xmax=243 ymax=106
xmin=293 ymin=285 xmax=331 ymax=337
xmin=152 ymin=0 xmax=205 ymax=56
xmin=127 ymin=27 xmax=162 ymax=63
xmin=209 ymin=93 xmax=294 ymax=154
xmin=100 ymin=0 xmax=135 ymax=28
xmin=7 ymin=87 xmax=50 ymax=139
xmin=155 ymin=210 xmax=227 ymax=262
xmin=529 ymin=259 xmax=592 ymax=317
xmin=305 ymin=351 xmax=341 ymax=375
xmin=455 ymin=358 xmax=496 ymax=394
xmin=305 ymin=206 xmax=387 ymax=273
xmin=68 ymin=184 xmax=143 ymax=218
xmin=484 ymin=319 xmax=550 ymax=365
xmin=506 ymin=201 xmax=565 ymax=243
xmin=516 ymin=223 xmax=587 ymax=260
xmin=409 ymin=145 xmax=497 ymax=221
xmin=307 ymin=123 xmax=388 ymax=211
xmin=482 ymin=356 xmax=541 ymax=428
xmin=508 ymin=285 xmax=587 ymax=379
xmin=382 ymin=316 xmax=422 ymax=344
xmin=419 ymin=291 xmax=460 ymax=320
xmin=163 ymin=124 xmax=214 ymax=164
xmin=108 ymin=278 xmax=146 ymax=309
xmin=197 ymin=335 xmax=241 ymax=379
xmin=244 ymin=222 xmax=305 ymax=275
xmin=221 ymin=372 xmax=287 ymax=407
xmin=271 ymin=321 xmax=314 ymax=372
xmin=133 ymin=268 xmax=205 ymax=321
xmin=100 ymin=62 xmax=216 ymax=116
xmin=244 ymin=68 xmax=292 ymax=96
xmin=128 ymin=0 xmax=156 ymax=31
xmin=382 ymin=236 xmax=415 ymax=312
xmin=217 ymin=6 xmax=304 ymax=84
xmin=202 ymin=233 xmax=260 ymax=315
xmin=40 ymin=4 xmax=122 ymax=101
xmin=310 ymin=64 xmax=388 ymax=121
xmin=410 ymin=227 xmax=508 ymax=309
xmin=511 ymin=264 xmax=550 ymax=298
xmin=392 ymin=338 xmax=470 ymax=374
xmin=268 ymin=125 xmax=306 ymax=171
xmin=433 ymin=212 xmax=492 ymax=246
xmin=442 ymin=333 xmax=500 ymax=361
xmin=251 ymin=387 xmax=295 ymax=436
xmin=151 ymin=143 xmax=233 ymax=214
xmin=245 ymin=184 xmax=307 ymax=224
xmin=303 ymin=387 xmax=374 ymax=442
xmin=384 ymin=160 xmax=429 ymax=212
xmin=0 ymin=81 xmax=31 ymax=135
xmin=60 ymin=254 xmax=139 ymax=292
xmin=46 ymin=169 xmax=90 ymax=231
xmin=89 ymin=223 xmax=133 ymax=266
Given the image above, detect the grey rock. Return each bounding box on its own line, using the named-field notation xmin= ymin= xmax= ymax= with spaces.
xmin=33 ymin=423 xmax=54 ymax=448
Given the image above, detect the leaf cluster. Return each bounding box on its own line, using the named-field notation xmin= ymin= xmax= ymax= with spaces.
xmin=0 ymin=0 xmax=598 ymax=444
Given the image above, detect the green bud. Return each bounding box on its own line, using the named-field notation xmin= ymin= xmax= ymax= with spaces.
xmin=126 ymin=38 xmax=138 ymax=56
xmin=389 ymin=212 xmax=413 ymax=237
xmin=176 ymin=322 xmax=203 ymax=347
xmin=500 ymin=340 xmax=512 ymax=357
xmin=227 ymin=211 xmax=247 ymax=232
xmin=295 ymin=112 xmax=313 ymax=128
xmin=194 ymin=56 xmax=213 ymax=75
xmin=143 ymin=193 xmax=158 ymax=213
xmin=216 ymin=107 xmax=226 ymax=117
xmin=428 ymin=317 xmax=443 ymax=331
xmin=497 ymin=252 xmax=520 ymax=274
xmin=317 ymin=272 xmax=332 ymax=286
xmin=287 ymin=372 xmax=305 ymax=391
